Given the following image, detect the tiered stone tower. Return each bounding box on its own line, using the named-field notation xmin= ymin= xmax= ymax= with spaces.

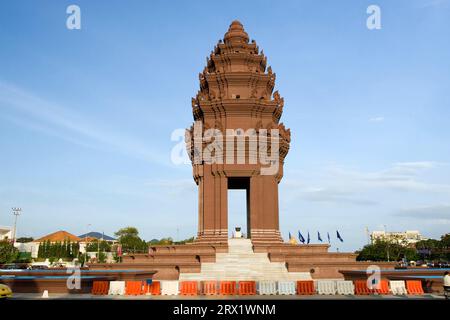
xmin=186 ymin=21 xmax=291 ymax=245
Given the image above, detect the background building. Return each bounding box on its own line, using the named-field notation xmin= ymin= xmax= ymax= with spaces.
xmin=0 ymin=226 xmax=12 ymax=241
xmin=370 ymin=230 xmax=426 ymax=245
xmin=78 ymin=231 xmax=116 ymax=243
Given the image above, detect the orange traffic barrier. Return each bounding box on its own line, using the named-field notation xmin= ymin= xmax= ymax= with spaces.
xmin=91 ymin=281 xmax=109 ymax=295
xmin=406 ymin=280 xmax=424 ymax=295
xmin=238 ymin=281 xmax=256 ymax=295
xmin=143 ymin=281 xmax=161 ymax=295
xmin=220 ymin=281 xmax=237 ymax=295
xmin=374 ymin=280 xmax=390 ymax=295
xmin=180 ymin=281 xmax=198 ymax=296
xmin=297 ymin=280 xmax=315 ymax=295
xmin=354 ymin=280 xmax=373 ymax=295
xmin=201 ymin=281 xmax=218 ymax=295
xmin=125 ymin=281 xmax=144 ymax=295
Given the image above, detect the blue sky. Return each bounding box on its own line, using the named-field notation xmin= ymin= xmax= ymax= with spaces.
xmin=0 ymin=0 xmax=449 ymax=251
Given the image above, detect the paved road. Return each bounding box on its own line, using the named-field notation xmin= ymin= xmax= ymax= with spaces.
xmin=8 ymin=293 xmax=446 ymax=300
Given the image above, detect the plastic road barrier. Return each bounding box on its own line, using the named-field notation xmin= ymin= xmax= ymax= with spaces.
xmin=219 ymin=281 xmax=237 ymax=295
xmin=277 ymin=281 xmax=296 ymax=295
xmin=354 ymin=280 xmax=372 ymax=295
xmin=108 ymin=281 xmax=126 ymax=295
xmin=406 ymin=280 xmax=424 ymax=295
xmin=179 ymin=281 xmax=198 ymax=296
xmin=336 ymin=280 xmax=354 ymax=295
xmin=238 ymin=281 xmax=256 ymax=295
xmin=374 ymin=280 xmax=390 ymax=295
xmin=161 ymin=281 xmax=179 ymax=295
xmin=297 ymin=280 xmax=315 ymax=295
xmin=257 ymin=281 xmax=277 ymax=295
xmin=317 ymin=280 xmax=337 ymax=295
xmin=144 ymin=281 xmax=161 ymax=295
xmin=201 ymin=281 xmax=218 ymax=295
xmin=390 ymin=281 xmax=408 ymax=295
xmin=91 ymin=281 xmax=109 ymax=295
xmin=125 ymin=281 xmax=144 ymax=295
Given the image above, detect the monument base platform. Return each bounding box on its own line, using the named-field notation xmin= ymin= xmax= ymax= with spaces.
xmin=91 ymin=238 xmax=396 ymax=280
xmin=253 ymin=242 xmax=396 ymax=278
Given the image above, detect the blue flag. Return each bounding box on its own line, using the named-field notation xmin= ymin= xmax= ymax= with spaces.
xmin=318 ymin=231 xmax=323 ymax=242
xmin=337 ymin=230 xmax=344 ymax=242
xmin=327 ymin=232 xmax=331 ymax=243
xmin=298 ymin=231 xmax=305 ymax=244
xmin=307 ymin=231 xmax=310 ymax=244
xmin=289 ymin=231 xmax=292 ymax=240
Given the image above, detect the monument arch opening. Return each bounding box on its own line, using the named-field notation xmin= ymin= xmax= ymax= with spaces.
xmin=228 ymin=177 xmax=250 ymax=238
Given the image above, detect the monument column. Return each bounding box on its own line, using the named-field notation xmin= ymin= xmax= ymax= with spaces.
xmin=195 ymin=165 xmax=228 ymax=243
xmin=249 ymin=175 xmax=282 ymax=243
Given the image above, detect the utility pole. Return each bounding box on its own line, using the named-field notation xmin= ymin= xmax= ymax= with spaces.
xmin=384 ymin=224 xmax=390 ymax=262
xmin=12 ymin=207 xmax=22 ymax=244
xmin=365 ymin=226 xmax=370 ymax=245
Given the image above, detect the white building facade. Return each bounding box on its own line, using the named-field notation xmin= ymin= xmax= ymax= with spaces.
xmin=0 ymin=226 xmax=13 ymax=241
xmin=370 ymin=230 xmax=426 ymax=245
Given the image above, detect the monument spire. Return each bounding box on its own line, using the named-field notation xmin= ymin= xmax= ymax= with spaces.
xmin=223 ymin=20 xmax=249 ymax=44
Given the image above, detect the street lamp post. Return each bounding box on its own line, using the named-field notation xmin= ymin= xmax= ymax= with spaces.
xmin=12 ymin=207 xmax=22 ymax=244
xmin=85 ymin=224 xmax=91 ymax=266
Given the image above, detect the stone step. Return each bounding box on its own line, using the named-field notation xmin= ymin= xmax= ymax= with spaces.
xmin=179 ymin=238 xmax=312 ymax=281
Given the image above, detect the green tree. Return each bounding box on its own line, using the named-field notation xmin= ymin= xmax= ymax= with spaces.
xmin=66 ymin=240 xmax=72 ymax=258
xmin=16 ymin=237 xmax=34 ymax=243
xmin=97 ymin=252 xmax=107 ymax=263
xmin=114 ymin=227 xmax=148 ymax=253
xmin=440 ymin=233 xmax=450 ymax=248
xmin=0 ymin=240 xmax=19 ymax=264
xmin=86 ymin=240 xmax=111 ymax=252
xmin=38 ymin=242 xmax=43 ymax=258
xmin=356 ymin=239 xmax=418 ymax=262
xmin=174 ymin=236 xmax=195 ymax=245
xmin=16 ymin=252 xmax=32 ymax=263
xmin=72 ymin=242 xmax=80 ymax=257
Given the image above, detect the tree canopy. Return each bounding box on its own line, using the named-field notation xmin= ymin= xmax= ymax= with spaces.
xmin=114 ymin=227 xmax=147 ymax=253
xmin=0 ymin=240 xmax=19 ymax=264
xmin=357 ymin=233 xmax=450 ymax=262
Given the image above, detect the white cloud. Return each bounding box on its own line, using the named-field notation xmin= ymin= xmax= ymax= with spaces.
xmin=325 ymin=162 xmax=449 ymax=193
xmin=294 ymin=186 xmax=378 ymax=206
xmin=0 ymin=81 xmax=169 ymax=166
xmin=369 ymin=116 xmax=384 ymax=122
xmin=396 ymin=204 xmax=450 ymax=221
xmin=283 ymin=161 xmax=450 ymax=207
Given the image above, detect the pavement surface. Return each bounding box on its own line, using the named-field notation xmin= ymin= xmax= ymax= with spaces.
xmin=6 ymin=293 xmax=446 ymax=300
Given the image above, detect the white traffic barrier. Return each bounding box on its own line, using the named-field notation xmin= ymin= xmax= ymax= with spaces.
xmin=161 ymin=281 xmax=179 ymax=295
xmin=336 ymin=280 xmax=354 ymax=295
xmin=390 ymin=281 xmax=407 ymax=295
xmin=42 ymin=290 xmax=49 ymax=298
xmin=277 ymin=281 xmax=296 ymax=295
xmin=108 ymin=281 xmax=126 ymax=295
xmin=317 ymin=280 xmax=336 ymax=295
xmin=257 ymin=281 xmax=278 ymax=295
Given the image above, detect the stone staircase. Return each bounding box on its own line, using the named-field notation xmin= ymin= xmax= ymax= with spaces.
xmin=179 ymin=238 xmax=311 ymax=281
